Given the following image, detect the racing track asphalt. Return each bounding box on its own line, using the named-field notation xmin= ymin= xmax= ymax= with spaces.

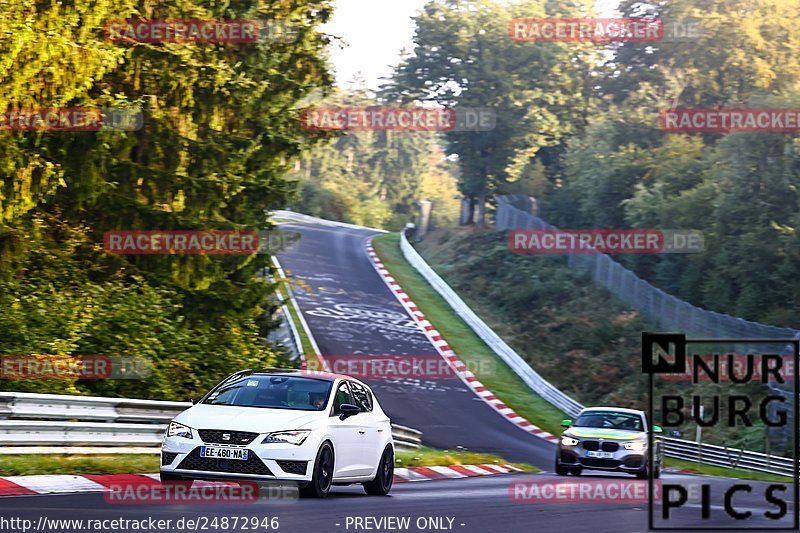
xmin=274 ymin=221 xmax=555 ymax=468
xmin=1 ymin=473 xmax=791 ymax=532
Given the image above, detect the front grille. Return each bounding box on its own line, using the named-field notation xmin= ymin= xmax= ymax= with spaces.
xmin=197 ymin=429 xmax=259 ymax=445
xmin=177 ymin=447 xmax=273 ymax=476
xmin=276 ymin=460 xmax=308 ymax=475
xmin=161 ymin=452 xmax=179 ymax=465
xmin=601 ymin=442 xmax=619 ymax=452
xmin=580 ymin=458 xmax=621 ymax=468
xmin=582 ymin=440 xmax=599 ymax=451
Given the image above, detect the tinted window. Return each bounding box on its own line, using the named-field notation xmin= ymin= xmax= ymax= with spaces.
xmin=333 ymin=381 xmax=355 ymax=414
xmin=573 ymin=411 xmax=643 ymax=431
xmin=203 ymin=374 xmax=332 ymax=411
xmin=349 ymin=381 xmax=372 ymax=412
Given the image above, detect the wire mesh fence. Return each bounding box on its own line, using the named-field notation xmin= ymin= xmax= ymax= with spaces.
xmin=487 ymin=195 xmax=800 ymax=466
xmin=495 ymin=195 xmax=799 ymax=342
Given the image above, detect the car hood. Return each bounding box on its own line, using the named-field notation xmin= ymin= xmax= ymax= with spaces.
xmin=174 ymin=404 xmax=322 ymax=433
xmin=563 ymin=427 xmax=646 ymax=440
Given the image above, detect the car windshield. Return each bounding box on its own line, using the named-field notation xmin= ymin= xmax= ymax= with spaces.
xmin=573 ymin=411 xmax=643 ymax=431
xmin=203 ymin=374 xmax=332 ymax=411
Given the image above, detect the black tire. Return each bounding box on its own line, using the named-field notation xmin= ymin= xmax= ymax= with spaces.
xmin=635 ymin=463 xmax=649 ymax=479
xmin=363 ymin=446 xmax=394 ymax=496
xmin=300 ymin=442 xmax=334 ymax=498
xmin=571 ymin=466 xmax=582 ymax=476
xmin=555 ymin=458 xmax=570 ymax=476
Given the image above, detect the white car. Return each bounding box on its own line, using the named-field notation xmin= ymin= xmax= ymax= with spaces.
xmin=160 ymin=369 xmax=395 ymax=498
xmin=555 ymin=407 xmax=663 ymax=478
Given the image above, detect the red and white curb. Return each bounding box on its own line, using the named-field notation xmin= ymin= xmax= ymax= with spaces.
xmin=365 ymin=239 xmax=559 ymax=445
xmin=394 ymin=463 xmax=522 ymax=483
xmin=0 ymin=465 xmax=523 ymax=497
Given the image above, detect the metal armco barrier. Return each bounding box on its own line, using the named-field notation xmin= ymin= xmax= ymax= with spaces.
xmin=391 ymin=424 xmax=423 ymax=451
xmin=399 ymin=230 xmax=583 ymax=417
xmin=0 ymin=392 xmax=422 ymax=453
xmin=0 ymin=392 xmax=189 ymax=422
xmin=662 ymin=437 xmax=793 ymax=477
xmin=495 ymin=195 xmax=800 ymax=341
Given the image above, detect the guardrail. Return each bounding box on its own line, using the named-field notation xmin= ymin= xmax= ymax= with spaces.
xmin=0 ymin=392 xmax=189 ymax=423
xmin=495 ymin=195 xmax=800 ymax=341
xmin=399 ymin=229 xmax=584 ymax=417
xmin=662 ymin=437 xmax=792 ymax=477
xmin=391 ymin=424 xmax=422 ymax=452
xmin=0 ymin=392 xmax=422 ymax=453
xmin=272 ymin=210 xmax=388 ymax=234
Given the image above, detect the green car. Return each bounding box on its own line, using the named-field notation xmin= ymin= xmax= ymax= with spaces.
xmin=555 ymin=407 xmax=663 ymax=479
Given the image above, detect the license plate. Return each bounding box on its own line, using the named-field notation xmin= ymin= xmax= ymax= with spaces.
xmin=200 ymin=446 xmax=248 ymax=460
xmin=586 ymin=450 xmax=613 ymax=459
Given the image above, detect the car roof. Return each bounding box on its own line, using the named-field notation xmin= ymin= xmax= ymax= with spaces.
xmin=580 ymin=406 xmax=645 ymax=417
xmin=234 ymin=368 xmax=367 ymax=385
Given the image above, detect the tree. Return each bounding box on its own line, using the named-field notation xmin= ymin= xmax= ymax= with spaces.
xmin=0 ymin=0 xmax=335 ymax=398
xmin=390 ymin=0 xmax=598 ymax=226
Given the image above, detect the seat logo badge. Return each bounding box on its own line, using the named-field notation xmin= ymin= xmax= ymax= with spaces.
xmin=222 ymin=433 xmax=231 ymax=441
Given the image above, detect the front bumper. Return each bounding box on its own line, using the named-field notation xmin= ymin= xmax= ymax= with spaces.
xmin=160 ymin=432 xmax=319 ymax=482
xmin=558 ymin=445 xmax=658 ymax=473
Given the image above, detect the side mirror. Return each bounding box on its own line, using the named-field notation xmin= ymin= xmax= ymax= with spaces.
xmin=560 ymin=419 xmax=572 ymax=428
xmin=339 ymin=404 xmax=361 ymax=420
xmin=652 ymin=425 xmax=663 ymax=433
xmin=190 ymin=398 xmax=196 ymax=405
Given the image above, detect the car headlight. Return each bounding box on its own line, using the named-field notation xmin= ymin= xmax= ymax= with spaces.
xmin=624 ymin=441 xmax=646 ymax=451
xmin=561 ymin=436 xmax=580 ymax=447
xmin=262 ymin=430 xmax=311 ymax=446
xmin=167 ymin=421 xmax=193 ymax=439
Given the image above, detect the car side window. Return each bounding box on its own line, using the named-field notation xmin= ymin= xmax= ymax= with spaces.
xmin=349 ymin=381 xmax=373 ymax=412
xmin=333 ymin=381 xmax=355 ymax=415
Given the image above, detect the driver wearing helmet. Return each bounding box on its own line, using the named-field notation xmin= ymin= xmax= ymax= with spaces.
xmin=309 ymin=392 xmax=327 ymax=409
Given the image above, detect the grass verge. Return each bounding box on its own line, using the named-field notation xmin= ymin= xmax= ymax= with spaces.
xmin=396 ymin=446 xmax=537 ymax=472
xmin=0 ymin=449 xmax=535 ymax=476
xmin=371 ymin=233 xmax=567 ymax=436
xmin=665 ymin=457 xmax=790 ymax=483
xmin=0 ymin=454 xmax=159 ymax=476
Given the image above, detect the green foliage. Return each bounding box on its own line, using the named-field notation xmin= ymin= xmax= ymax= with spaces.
xmin=415 ymin=230 xmax=649 ymax=408
xmin=286 ymin=90 xmax=454 ymax=231
xmin=391 ymin=0 xmax=598 ymax=224
xmin=0 ymin=215 xmax=272 ymax=401
xmin=529 ymin=0 xmax=800 ymax=326
xmin=0 ymin=455 xmax=160 ymax=476
xmin=0 ymin=0 xmax=333 ymax=398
